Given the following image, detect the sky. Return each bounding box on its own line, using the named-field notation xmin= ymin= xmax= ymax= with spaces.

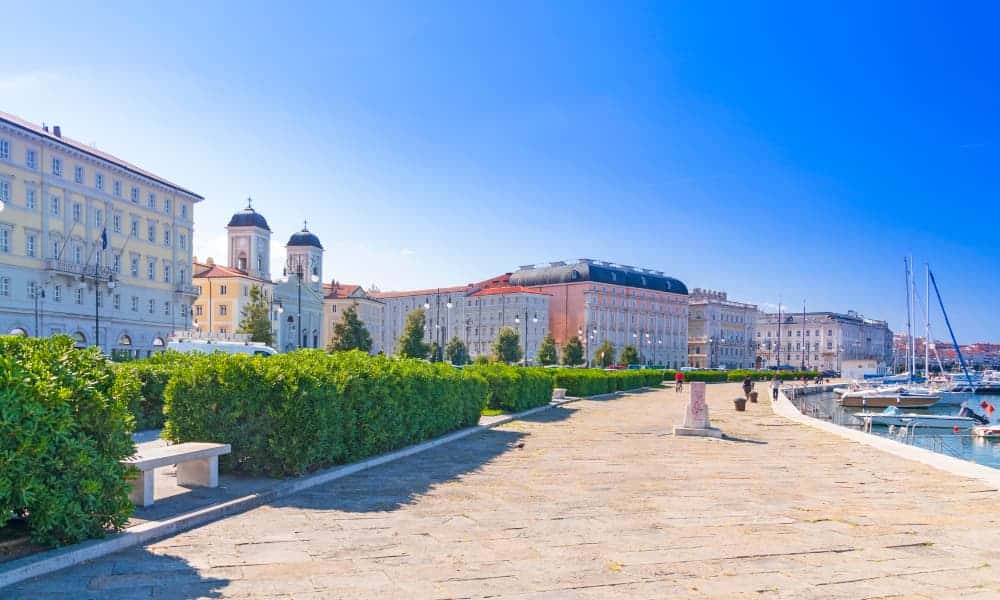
xmin=1 ymin=1 xmax=997 ymax=341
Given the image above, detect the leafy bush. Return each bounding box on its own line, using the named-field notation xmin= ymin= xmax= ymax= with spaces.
xmin=163 ymin=350 xmax=488 ymax=477
xmin=0 ymin=335 xmax=135 ymax=546
xmin=464 ymin=364 xmax=553 ymax=412
xmin=724 ymin=369 xmax=820 ymax=382
xmin=548 ymin=368 xmax=666 ymax=397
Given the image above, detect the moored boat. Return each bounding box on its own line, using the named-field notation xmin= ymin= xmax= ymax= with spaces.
xmin=972 ymin=425 xmax=1000 ymax=439
xmin=837 ymin=385 xmax=939 ymax=408
xmin=855 ymin=406 xmax=974 ymax=429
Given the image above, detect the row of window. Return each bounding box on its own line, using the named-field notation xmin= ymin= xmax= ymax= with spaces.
xmin=0 ymin=137 xmax=189 ymax=219
xmin=0 ymin=277 xmax=186 ymax=318
xmin=760 ymin=329 xmax=834 ymax=338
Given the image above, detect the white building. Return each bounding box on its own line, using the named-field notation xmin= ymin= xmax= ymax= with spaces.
xmin=0 ymin=111 xmax=202 ymax=358
xmin=272 ymin=225 xmax=325 ymax=352
xmin=322 ymin=282 xmax=385 ymax=354
xmin=756 ymin=310 xmax=893 ymax=371
xmin=687 ymin=288 xmax=757 ymax=369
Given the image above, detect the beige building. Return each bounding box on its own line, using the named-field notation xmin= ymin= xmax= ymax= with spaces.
xmin=687 ymin=288 xmax=757 ymax=369
xmin=756 ymin=310 xmax=893 ymax=371
xmin=0 ymin=111 xmax=202 ymax=358
xmin=322 ymin=282 xmax=385 ymax=353
xmin=191 ymin=258 xmax=274 ymax=339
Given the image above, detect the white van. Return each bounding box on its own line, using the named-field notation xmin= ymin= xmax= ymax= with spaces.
xmin=167 ymin=339 xmax=278 ymax=357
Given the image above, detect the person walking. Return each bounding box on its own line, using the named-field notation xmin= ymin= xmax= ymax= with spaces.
xmin=742 ymin=375 xmax=754 ymax=401
xmin=674 ymin=370 xmax=684 ymax=392
xmin=770 ymin=375 xmax=780 ymax=401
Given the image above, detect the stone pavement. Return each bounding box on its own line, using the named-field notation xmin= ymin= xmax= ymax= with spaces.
xmin=11 ymin=383 xmax=1000 ymax=599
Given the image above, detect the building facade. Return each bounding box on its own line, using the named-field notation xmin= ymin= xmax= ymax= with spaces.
xmin=509 ymin=259 xmax=689 ymax=367
xmin=273 ymin=225 xmax=325 ymax=352
xmin=687 ymin=288 xmax=757 ymax=369
xmin=373 ymin=282 xmax=551 ymax=362
xmin=322 ymin=282 xmax=385 ymax=353
xmin=191 ymin=258 xmax=274 ymax=339
xmin=756 ymin=310 xmax=893 ymax=371
xmin=0 ymin=111 xmax=202 ymax=357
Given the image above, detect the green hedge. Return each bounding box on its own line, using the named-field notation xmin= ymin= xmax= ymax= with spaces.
xmin=163 ymin=350 xmax=488 ymax=477
xmin=0 ymin=335 xmax=135 ymax=546
xmin=724 ymin=369 xmax=820 ymax=382
xmin=464 ymin=365 xmax=554 ymax=412
xmin=548 ymin=368 xmax=666 ymax=397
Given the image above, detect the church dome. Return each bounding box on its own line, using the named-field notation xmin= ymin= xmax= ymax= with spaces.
xmin=227 ymin=200 xmax=271 ymax=231
xmin=287 ymin=225 xmax=323 ymax=249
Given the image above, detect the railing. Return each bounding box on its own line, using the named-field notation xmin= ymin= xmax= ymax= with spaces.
xmin=174 ymin=284 xmax=200 ymax=296
xmin=45 ymin=259 xmax=114 ymax=280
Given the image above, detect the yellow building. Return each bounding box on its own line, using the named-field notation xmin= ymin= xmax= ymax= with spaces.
xmin=191 ymin=258 xmax=275 ymax=339
xmin=322 ymin=282 xmax=385 ymax=353
xmin=0 ymin=111 xmax=202 ymax=357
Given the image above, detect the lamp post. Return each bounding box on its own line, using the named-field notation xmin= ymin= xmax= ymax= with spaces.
xmin=285 ymin=254 xmax=320 ymax=350
xmin=514 ymin=310 xmax=537 ymax=366
xmin=588 ymin=327 xmax=596 ymax=367
xmin=31 ymin=282 xmax=45 ymax=337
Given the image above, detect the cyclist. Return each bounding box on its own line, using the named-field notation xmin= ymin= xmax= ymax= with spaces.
xmin=674 ymin=370 xmax=684 ymax=392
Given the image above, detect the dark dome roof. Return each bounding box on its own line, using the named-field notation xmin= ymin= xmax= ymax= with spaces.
xmin=287 ymin=228 xmax=323 ymax=249
xmin=227 ymin=208 xmax=270 ymax=231
xmin=509 ymin=260 xmax=688 ymax=295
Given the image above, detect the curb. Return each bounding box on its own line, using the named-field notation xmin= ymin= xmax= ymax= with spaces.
xmin=772 ymin=387 xmax=1000 ymax=489
xmin=0 ymin=389 xmax=645 ymax=589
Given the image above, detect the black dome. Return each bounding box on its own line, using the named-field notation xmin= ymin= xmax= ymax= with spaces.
xmin=287 ymin=228 xmax=323 ymax=249
xmin=227 ymin=208 xmax=270 ymax=231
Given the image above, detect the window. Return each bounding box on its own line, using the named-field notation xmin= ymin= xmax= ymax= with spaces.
xmin=51 ymin=157 xmax=62 ymax=177
xmin=195 ymin=304 xmax=203 ymax=316
xmin=51 ymin=196 xmax=60 ymax=216
xmin=74 ymin=165 xmax=84 ymax=184
xmin=114 ymin=180 xmax=122 ymax=197
xmin=147 ymin=259 xmax=155 ymax=280
xmin=148 ymin=299 xmax=155 ymax=314
xmin=164 ymin=198 xmax=172 ymax=214
xmin=131 ymin=187 xmax=140 ymax=203
xmin=242 ymin=285 xmax=248 ymax=297
xmin=0 ymin=277 xmax=9 ymax=297
xmin=95 ymin=173 xmax=104 ymax=191
xmin=163 ymin=301 xmax=170 ymax=316
xmin=827 ymin=329 xmax=833 ymax=336
xmin=94 ymin=208 xmax=102 ymax=227
xmin=113 ymin=214 xmax=122 ymax=233
xmin=181 ymin=204 xmax=187 ymax=219
xmin=113 ymin=294 xmax=121 ymax=310
xmin=219 ymin=304 xmax=228 ymax=316
xmin=72 ymin=244 xmax=82 ymax=265
xmin=147 ymin=223 xmax=155 ymax=243
xmin=130 ymin=256 xmax=139 ymax=277
xmin=72 ymin=202 xmax=81 ymax=222
xmin=130 ymin=218 xmax=138 ymax=238
xmin=25 ymin=188 xmax=36 ymax=210
xmin=113 ymin=254 xmax=121 ymax=273
xmin=179 ymin=233 xmax=186 ymax=250
xmin=26 ymin=233 xmax=37 ymax=257
xmin=163 ymin=264 xmax=171 ymax=283
xmin=219 ymin=284 xmax=227 ymax=295
xmin=74 ymin=288 xmax=83 ymax=305
xmin=53 ymin=285 xmax=62 ymax=302
xmin=163 ymin=227 xmax=170 ymax=247
xmin=131 ymin=296 xmax=139 ymax=312
xmin=0 ymin=138 xmax=8 ymax=160
xmin=179 ymin=267 xmax=185 ymax=282
xmin=26 ymin=149 xmax=37 ymax=169
xmin=0 ymin=228 xmax=8 ymax=253
xmin=147 ymin=193 xmax=155 ymax=210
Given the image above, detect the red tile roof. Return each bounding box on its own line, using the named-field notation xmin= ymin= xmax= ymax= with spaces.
xmin=323 ymin=282 xmax=364 ymax=299
xmin=0 ymin=110 xmax=203 ymax=200
xmin=192 ymin=261 xmax=270 ymax=283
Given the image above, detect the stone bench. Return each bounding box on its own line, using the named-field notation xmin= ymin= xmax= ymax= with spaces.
xmin=553 ymin=388 xmax=567 ymax=400
xmin=123 ymin=442 xmax=231 ymax=507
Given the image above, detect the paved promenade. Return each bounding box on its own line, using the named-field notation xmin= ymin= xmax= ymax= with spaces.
xmin=12 ymin=383 xmax=1000 ymax=599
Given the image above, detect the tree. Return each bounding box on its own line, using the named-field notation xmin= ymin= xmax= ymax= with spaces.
xmin=537 ymin=332 xmax=558 ymax=365
xmin=595 ymin=340 xmax=616 ymax=367
xmin=326 ymin=302 xmax=372 ymax=353
xmin=397 ymin=309 xmax=429 ymax=358
xmin=562 ymin=336 xmax=584 ymax=366
xmin=445 ymin=336 xmax=470 ymax=365
xmin=620 ymin=345 xmax=640 ymax=365
xmin=237 ymin=284 xmax=273 ymax=346
xmin=473 ymin=354 xmax=491 ymax=365
xmin=428 ymin=341 xmax=443 ymax=363
xmin=492 ymin=327 xmax=522 ymax=364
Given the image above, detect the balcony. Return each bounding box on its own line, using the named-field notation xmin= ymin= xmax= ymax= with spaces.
xmin=175 ymin=284 xmax=200 ymax=298
xmin=45 ymin=259 xmax=113 ymax=280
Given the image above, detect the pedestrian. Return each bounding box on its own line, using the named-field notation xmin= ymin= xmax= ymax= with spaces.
xmin=674 ymin=370 xmax=684 ymax=392
xmin=770 ymin=375 xmax=780 ymax=401
xmin=742 ymin=375 xmax=754 ymax=401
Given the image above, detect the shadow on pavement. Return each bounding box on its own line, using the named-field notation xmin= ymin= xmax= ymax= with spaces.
xmin=6 ymin=547 xmax=229 ymax=599
xmin=721 ymin=434 xmax=768 ymax=445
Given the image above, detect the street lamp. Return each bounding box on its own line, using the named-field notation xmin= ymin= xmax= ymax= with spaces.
xmin=514 ymin=310 xmax=537 ymax=366
xmin=284 ymin=254 xmax=320 ymax=350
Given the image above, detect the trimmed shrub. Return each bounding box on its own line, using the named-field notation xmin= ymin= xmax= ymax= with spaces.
xmin=0 ymin=335 xmax=135 ymax=546
xmin=547 ymin=368 xmax=665 ymax=397
xmin=464 ymin=364 xmax=554 ymax=413
xmin=163 ymin=350 xmax=489 ymax=477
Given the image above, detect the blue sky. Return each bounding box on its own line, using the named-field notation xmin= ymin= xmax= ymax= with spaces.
xmin=1 ymin=2 xmax=997 ymax=341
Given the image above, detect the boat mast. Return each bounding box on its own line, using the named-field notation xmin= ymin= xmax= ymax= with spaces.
xmin=924 ymin=263 xmax=930 ymax=382
xmin=928 ymin=268 xmax=974 ymax=388
xmin=904 ymin=257 xmax=913 ymax=382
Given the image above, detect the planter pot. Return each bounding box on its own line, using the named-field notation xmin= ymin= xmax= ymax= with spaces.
xmin=734 ymin=397 xmax=747 ymax=412
xmin=749 ymin=390 xmax=759 ymax=403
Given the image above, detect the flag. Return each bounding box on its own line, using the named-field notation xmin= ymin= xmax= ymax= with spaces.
xmin=100 ymin=228 xmax=108 ymax=250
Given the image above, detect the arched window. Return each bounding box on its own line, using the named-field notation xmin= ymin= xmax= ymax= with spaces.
xmin=152 ymin=337 xmax=165 ymax=347
xmin=72 ymin=331 xmax=87 ymax=347
xmin=237 ymin=252 xmax=247 ymax=272
xmin=117 ymin=334 xmax=132 ymax=346
xmin=9 ymin=327 xmax=28 ymax=336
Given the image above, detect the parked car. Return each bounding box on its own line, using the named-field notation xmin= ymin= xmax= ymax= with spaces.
xmin=167 ymin=338 xmax=277 ymax=356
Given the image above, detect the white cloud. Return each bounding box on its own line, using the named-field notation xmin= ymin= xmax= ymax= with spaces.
xmin=399 ymin=248 xmax=416 ymax=257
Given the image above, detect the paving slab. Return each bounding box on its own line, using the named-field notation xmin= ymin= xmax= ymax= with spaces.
xmin=9 ymin=383 xmax=1000 ymax=598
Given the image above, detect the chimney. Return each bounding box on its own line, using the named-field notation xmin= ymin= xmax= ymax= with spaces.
xmin=53 ymin=125 xmax=62 ymax=138
xmin=206 ymin=257 xmax=215 ymax=266
xmin=42 ymin=123 xmax=49 ymax=133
